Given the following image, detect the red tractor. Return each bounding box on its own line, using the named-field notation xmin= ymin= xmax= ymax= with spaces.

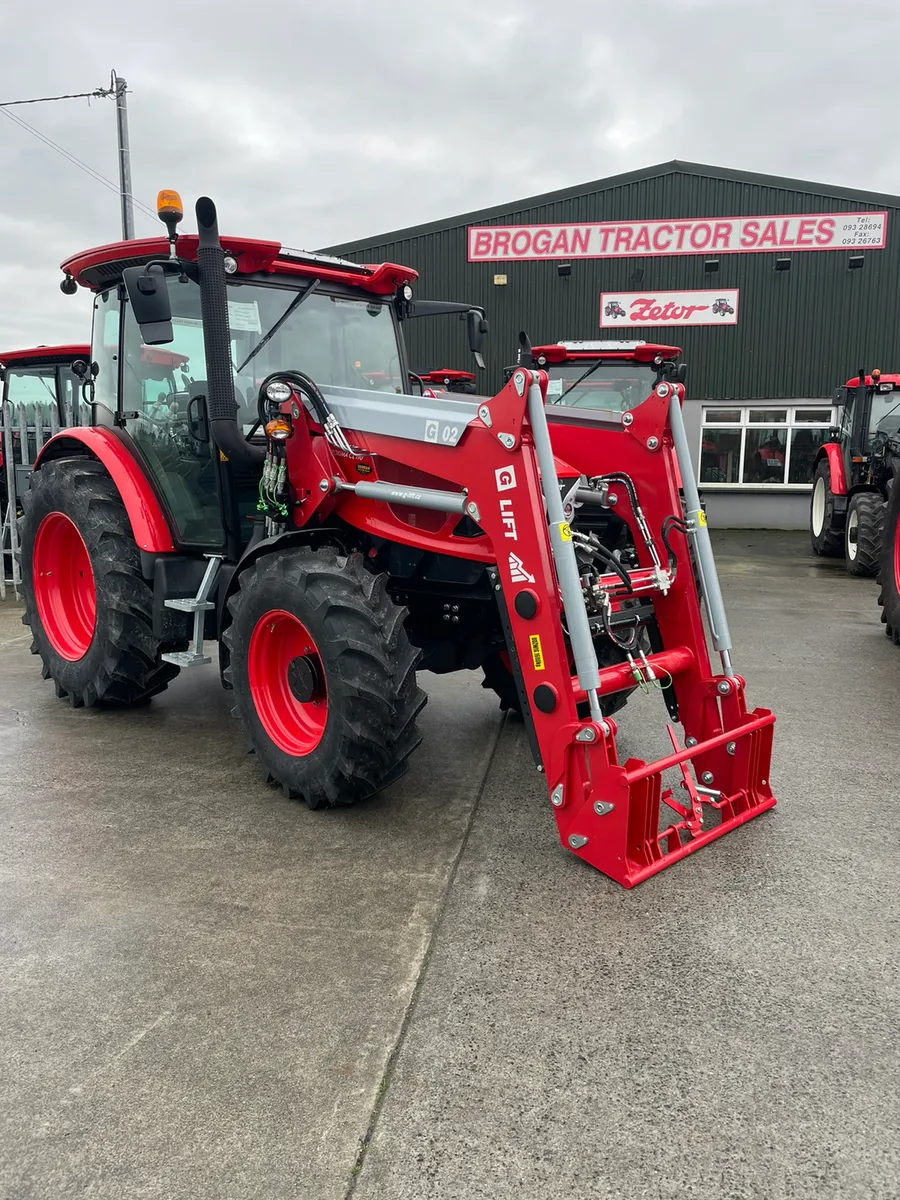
xmin=810 ymin=367 xmax=900 ymax=575
xmin=1 ymin=343 xmax=90 ymax=504
xmin=18 ymin=191 xmax=776 ymax=888
xmin=416 ymin=368 xmax=478 ymax=395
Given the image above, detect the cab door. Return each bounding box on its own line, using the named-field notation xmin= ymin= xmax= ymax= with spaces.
xmin=91 ymin=283 xmax=227 ymax=549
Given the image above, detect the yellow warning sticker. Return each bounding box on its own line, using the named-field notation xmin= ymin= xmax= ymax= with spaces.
xmin=529 ymin=634 xmax=545 ymax=671
xmin=559 ymin=521 xmax=572 ymax=541
xmin=697 ymin=509 xmax=708 ymax=526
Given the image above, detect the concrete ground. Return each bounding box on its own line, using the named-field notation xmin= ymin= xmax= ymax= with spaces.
xmin=1 ymin=531 xmax=898 ymax=1199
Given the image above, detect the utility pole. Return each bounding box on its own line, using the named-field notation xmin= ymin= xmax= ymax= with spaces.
xmin=113 ymin=72 xmax=134 ymax=240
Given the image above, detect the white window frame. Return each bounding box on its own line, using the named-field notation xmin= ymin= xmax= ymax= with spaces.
xmin=697 ymin=404 xmax=838 ymax=491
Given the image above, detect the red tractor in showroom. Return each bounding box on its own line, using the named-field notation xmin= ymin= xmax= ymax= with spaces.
xmin=18 ymin=191 xmax=776 ymax=888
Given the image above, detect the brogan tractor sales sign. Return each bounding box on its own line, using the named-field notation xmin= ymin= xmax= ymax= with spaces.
xmin=467 ymin=212 xmax=887 ymax=260
xmin=601 ymin=289 xmax=740 ymax=328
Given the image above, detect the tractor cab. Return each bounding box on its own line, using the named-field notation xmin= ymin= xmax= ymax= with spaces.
xmin=59 ymin=211 xmax=487 ymax=553
xmin=1 ymin=344 xmax=90 ymax=513
xmin=834 ymin=369 xmax=900 ymax=458
xmin=0 ymin=344 xmax=90 ymax=428
xmin=506 ymin=338 xmax=684 ymax=413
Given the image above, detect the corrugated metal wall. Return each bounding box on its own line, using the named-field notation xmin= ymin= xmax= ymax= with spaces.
xmin=325 ymin=165 xmax=900 ymax=400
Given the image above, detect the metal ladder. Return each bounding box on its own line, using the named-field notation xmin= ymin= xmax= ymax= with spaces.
xmin=161 ymin=554 xmax=223 ymax=667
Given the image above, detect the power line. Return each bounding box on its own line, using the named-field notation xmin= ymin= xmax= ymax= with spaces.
xmin=0 ymin=87 xmax=114 ymax=107
xmin=0 ymin=104 xmax=158 ymax=224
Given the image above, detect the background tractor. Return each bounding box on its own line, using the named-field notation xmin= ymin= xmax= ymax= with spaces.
xmin=415 ymin=368 xmax=478 ymax=395
xmin=810 ymin=367 xmax=900 ymax=575
xmin=18 ymin=190 xmax=776 ymax=888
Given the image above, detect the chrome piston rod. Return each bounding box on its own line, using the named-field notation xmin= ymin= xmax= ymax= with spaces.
xmin=525 ymin=378 xmax=604 ymax=722
xmin=667 ymin=389 xmax=735 ymax=676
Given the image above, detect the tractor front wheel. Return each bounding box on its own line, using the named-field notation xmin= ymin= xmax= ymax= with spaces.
xmin=877 ymin=483 xmax=900 ymax=642
xmin=224 ymin=548 xmax=425 ymax=808
xmin=845 ymin=492 xmax=885 ymax=577
xmin=21 ymin=458 xmax=182 ymax=707
xmin=810 ymin=459 xmax=843 ymax=558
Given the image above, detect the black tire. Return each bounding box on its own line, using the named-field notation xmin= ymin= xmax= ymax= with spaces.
xmin=21 ymin=457 xmax=182 ymax=707
xmin=810 ymin=459 xmax=843 ymax=557
xmin=481 ymin=639 xmax=634 ymax=719
xmin=845 ymin=491 xmax=885 ymax=577
xmin=224 ymin=547 xmax=426 ymax=809
xmin=877 ymin=482 xmax=900 ymax=642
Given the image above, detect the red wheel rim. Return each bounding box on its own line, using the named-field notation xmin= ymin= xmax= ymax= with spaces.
xmin=894 ymin=513 xmax=900 ymax=594
xmin=32 ymin=512 xmax=96 ymax=661
xmin=248 ymin=609 xmax=328 ymax=755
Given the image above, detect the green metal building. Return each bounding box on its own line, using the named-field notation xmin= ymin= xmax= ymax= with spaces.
xmin=326 ymin=160 xmax=900 ymax=529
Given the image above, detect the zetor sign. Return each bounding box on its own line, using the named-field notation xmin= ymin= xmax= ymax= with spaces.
xmin=601 ymin=290 xmax=739 ymax=327
xmin=467 ymin=212 xmax=887 ymax=260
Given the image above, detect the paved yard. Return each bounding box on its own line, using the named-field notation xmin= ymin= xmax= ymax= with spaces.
xmin=1 ymin=532 xmax=898 ymax=1199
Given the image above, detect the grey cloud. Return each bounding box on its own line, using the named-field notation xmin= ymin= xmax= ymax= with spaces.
xmin=1 ymin=0 xmax=897 ymax=349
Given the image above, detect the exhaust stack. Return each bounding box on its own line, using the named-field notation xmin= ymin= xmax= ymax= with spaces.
xmin=195 ymin=197 xmax=264 ymax=465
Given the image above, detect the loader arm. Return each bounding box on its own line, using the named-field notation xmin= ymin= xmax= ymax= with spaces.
xmin=289 ymin=368 xmax=775 ymax=888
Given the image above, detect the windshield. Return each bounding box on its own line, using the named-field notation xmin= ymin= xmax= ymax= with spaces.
xmin=545 ymin=362 xmax=661 ymax=412
xmin=125 ymin=276 xmax=406 ymax=429
xmin=871 ymin=388 xmax=900 ymax=433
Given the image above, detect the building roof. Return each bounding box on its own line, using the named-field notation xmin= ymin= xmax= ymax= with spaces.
xmin=324 ymin=159 xmax=900 ymax=254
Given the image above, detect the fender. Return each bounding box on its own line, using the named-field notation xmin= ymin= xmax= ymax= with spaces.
xmin=34 ymin=428 xmax=175 ymax=553
xmin=819 ymin=442 xmax=847 ymax=496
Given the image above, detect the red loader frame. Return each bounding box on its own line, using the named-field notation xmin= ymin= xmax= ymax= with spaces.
xmin=289 ymin=366 xmax=776 ymax=888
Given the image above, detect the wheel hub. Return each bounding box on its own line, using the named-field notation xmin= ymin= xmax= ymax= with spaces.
xmin=287 ymin=655 xmax=319 ymax=703
xmin=248 ymin=609 xmax=328 ymax=756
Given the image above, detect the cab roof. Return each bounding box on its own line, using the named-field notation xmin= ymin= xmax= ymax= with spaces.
xmin=845 ymin=373 xmax=900 ymax=388
xmin=0 ymin=344 xmax=89 ymax=367
xmin=419 ymin=369 xmax=477 ymax=382
xmin=61 ymin=235 xmax=417 ymax=297
xmin=531 ymin=340 xmax=681 ymax=364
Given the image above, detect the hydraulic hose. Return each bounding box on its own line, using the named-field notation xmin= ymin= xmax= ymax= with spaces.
xmin=195 ymin=197 xmax=264 ymax=466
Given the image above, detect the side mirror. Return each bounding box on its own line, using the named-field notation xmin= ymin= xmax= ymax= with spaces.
xmin=122 ymin=264 xmax=173 ymax=345
xmin=676 ymin=363 xmax=687 ymax=384
xmin=466 ymin=309 xmax=489 ymax=370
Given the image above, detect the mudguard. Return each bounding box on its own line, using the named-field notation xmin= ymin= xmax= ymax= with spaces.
xmin=34 ymin=428 xmax=175 ymax=553
xmin=819 ymin=442 xmax=847 ymax=496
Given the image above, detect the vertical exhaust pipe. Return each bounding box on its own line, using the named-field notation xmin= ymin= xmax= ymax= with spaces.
xmin=195 ymin=197 xmax=264 ymax=465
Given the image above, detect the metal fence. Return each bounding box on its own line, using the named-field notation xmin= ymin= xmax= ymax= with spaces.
xmin=1 ymin=398 xmax=76 ymax=600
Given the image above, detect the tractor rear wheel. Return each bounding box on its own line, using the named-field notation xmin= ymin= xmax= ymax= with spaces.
xmin=21 ymin=458 xmax=181 ymax=707
xmin=845 ymin=492 xmax=885 ymax=577
xmin=224 ymin=547 xmax=425 ymax=808
xmin=810 ymin=459 xmax=843 ymax=557
xmin=877 ymin=482 xmax=900 ymax=642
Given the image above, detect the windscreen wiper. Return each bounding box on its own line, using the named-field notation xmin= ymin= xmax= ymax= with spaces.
xmin=549 ymin=359 xmax=607 ymax=404
xmin=236 ymin=279 xmax=320 ymax=374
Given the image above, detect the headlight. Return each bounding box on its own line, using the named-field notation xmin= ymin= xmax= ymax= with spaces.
xmin=401 ymin=284 xmax=413 ymax=301
xmin=223 ymin=254 xmax=238 ymax=274
xmin=266 ymin=381 xmax=292 ymax=404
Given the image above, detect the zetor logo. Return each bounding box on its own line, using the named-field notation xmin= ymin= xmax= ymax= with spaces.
xmin=600 ymin=289 xmax=739 ymax=328
xmin=495 ymin=465 xmax=517 ymax=492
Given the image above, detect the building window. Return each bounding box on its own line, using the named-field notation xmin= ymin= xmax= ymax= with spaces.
xmin=699 ymin=406 xmax=837 ymax=487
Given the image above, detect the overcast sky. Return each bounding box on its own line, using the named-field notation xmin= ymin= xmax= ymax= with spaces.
xmin=1 ymin=0 xmax=898 ymax=350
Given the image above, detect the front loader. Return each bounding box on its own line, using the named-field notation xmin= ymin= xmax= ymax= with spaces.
xmin=19 ymin=191 xmax=776 ymax=888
